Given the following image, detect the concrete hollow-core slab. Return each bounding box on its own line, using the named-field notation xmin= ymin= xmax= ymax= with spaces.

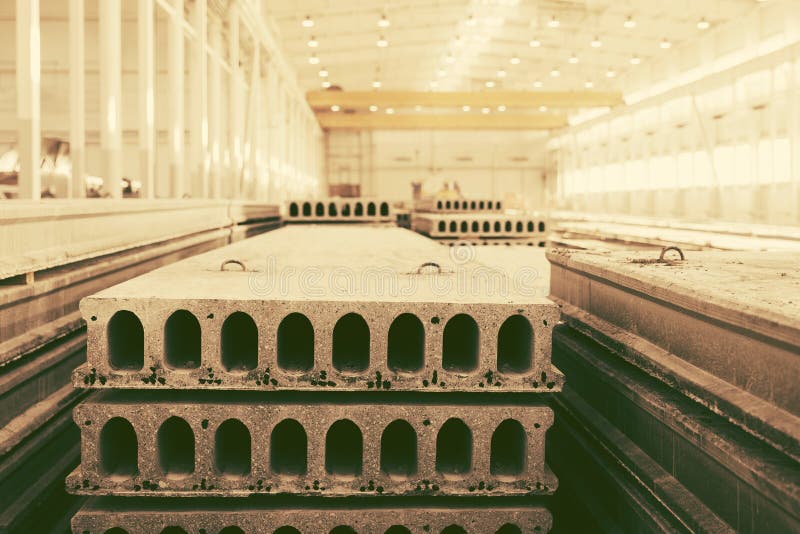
xmin=68 ymin=391 xmax=555 ymax=498
xmin=75 ymin=226 xmax=562 ymax=392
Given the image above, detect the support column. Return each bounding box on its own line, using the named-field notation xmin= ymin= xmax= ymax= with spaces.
xmin=228 ymin=6 xmax=241 ymax=199
xmin=169 ymin=0 xmax=185 ymax=198
xmin=69 ymin=0 xmax=85 ymax=198
xmin=137 ymin=0 xmax=155 ymax=199
xmin=189 ymin=0 xmax=208 ymax=198
xmin=99 ymin=0 xmax=122 ymax=198
xmin=248 ymin=45 xmax=261 ymax=200
xmin=209 ymin=19 xmax=222 ymax=199
xmin=16 ymin=0 xmax=41 ymax=200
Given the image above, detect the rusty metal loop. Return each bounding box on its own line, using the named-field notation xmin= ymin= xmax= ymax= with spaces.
xmin=220 ymin=259 xmax=247 ymax=272
xmin=416 ymin=261 xmax=443 ymax=274
xmin=659 ymin=246 xmax=685 ymax=262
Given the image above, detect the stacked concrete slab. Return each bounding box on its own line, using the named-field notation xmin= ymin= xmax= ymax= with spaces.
xmin=284 ymin=198 xmax=394 ymax=223
xmin=69 ymin=226 xmax=562 ymax=532
xmin=546 ymin=248 xmax=800 ymax=532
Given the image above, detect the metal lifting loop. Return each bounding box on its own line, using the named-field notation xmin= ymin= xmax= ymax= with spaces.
xmin=416 ymin=261 xmax=443 ymax=274
xmin=659 ymin=246 xmax=685 ymax=262
xmin=220 ymin=259 xmax=247 ymax=272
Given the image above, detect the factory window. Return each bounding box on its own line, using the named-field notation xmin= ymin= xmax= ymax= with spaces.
xmin=328 ymin=202 xmax=338 ymax=216
xmin=355 ymin=203 xmax=364 ymax=216
xmin=490 ymin=419 xmax=526 ymax=477
xmin=277 ymin=313 xmax=314 ymax=371
xmin=368 ymin=202 xmax=376 ymax=216
xmin=527 ymin=221 xmax=534 ymax=232
xmin=385 ymin=527 xmax=411 ymax=534
xmin=504 ymin=221 xmax=512 ymax=232
xmin=221 ymin=312 xmax=258 ymax=372
xmin=274 ymin=528 xmax=301 ymax=534
xmin=516 ymin=222 xmax=523 ymax=233
xmin=454 ymin=201 xmax=460 ymax=209
xmin=442 ymin=314 xmax=479 ymax=372
xmin=380 ymin=202 xmax=390 ymax=216
xmin=330 ymin=528 xmax=357 ymax=534
xmin=445 ymin=201 xmax=451 ymax=209
xmin=289 ymin=203 xmax=298 ymax=217
xmin=270 ymin=419 xmax=307 ymax=475
xmin=538 ymin=222 xmax=546 ymax=232
xmin=483 ymin=221 xmax=490 ymax=232
xmin=99 ymin=417 xmax=138 ymax=478
xmin=436 ymin=418 xmax=471 ymax=476
xmin=494 ymin=221 xmax=501 ymax=232
xmin=342 ymin=203 xmax=351 ymax=216
xmin=159 ymin=529 xmax=189 ymax=534
xmin=219 ymin=527 xmax=245 ymax=534
xmin=438 ymin=221 xmax=446 ymax=232
xmin=302 ymin=202 xmax=311 ymax=216
xmin=497 ymin=315 xmax=532 ymax=373
xmin=333 ymin=313 xmax=370 ymax=372
xmin=449 ymin=221 xmax=457 ymax=232
xmin=107 ymin=310 xmax=144 ymax=371
xmin=326 ymin=420 xmax=363 ymax=477
xmin=496 ymin=524 xmax=522 ymax=534
xmin=479 ymin=201 xmax=485 ymax=209
xmin=164 ymin=310 xmax=201 ymax=369
xmin=440 ymin=525 xmax=467 ymax=534
xmin=380 ymin=420 xmax=417 ymax=477
xmin=315 ymin=202 xmax=324 ymax=216
xmin=437 ymin=201 xmax=443 ymax=209
xmin=471 ymin=221 xmax=479 ymax=232
xmin=158 ymin=417 xmax=195 ymax=476
xmin=460 ymin=221 xmax=468 ymax=232
xmin=387 ymin=313 xmax=424 ymax=372
xmin=215 ymin=419 xmax=251 ymax=476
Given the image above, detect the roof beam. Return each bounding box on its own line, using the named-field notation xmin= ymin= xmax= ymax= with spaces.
xmin=307 ymin=90 xmax=623 ymax=110
xmin=315 ymin=112 xmax=568 ymax=130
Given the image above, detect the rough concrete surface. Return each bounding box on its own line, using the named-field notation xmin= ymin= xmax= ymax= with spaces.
xmin=72 ymin=498 xmax=553 ymax=533
xmin=68 ymin=391 xmax=555 ymax=497
xmin=75 ymin=226 xmax=560 ymax=391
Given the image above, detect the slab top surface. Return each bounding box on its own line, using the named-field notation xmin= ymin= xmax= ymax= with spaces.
xmin=89 ymin=225 xmax=552 ymax=305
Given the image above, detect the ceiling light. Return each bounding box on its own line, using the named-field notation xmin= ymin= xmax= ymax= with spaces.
xmin=568 ymin=54 xmax=578 ymax=64
xmin=372 ymin=79 xmax=382 ymax=88
xmin=485 ymin=80 xmax=495 ymax=88
xmin=697 ymin=18 xmax=710 ymax=30
xmin=497 ymin=105 xmax=506 ymax=112
xmin=584 ymin=80 xmax=594 ymax=88
xmin=386 ymin=107 xmax=395 ymax=114
xmin=630 ymin=55 xmax=641 ymax=65
xmin=429 ymin=80 xmax=439 ymax=88
xmin=302 ymin=15 xmax=314 ymax=28
xmin=533 ymin=80 xmax=543 ymax=88
xmin=308 ymin=53 xmax=319 ymax=65
xmin=307 ymin=36 xmax=318 ymax=48
xmin=318 ymin=67 xmax=328 ymax=77
xmin=369 ymin=105 xmax=378 ymax=112
xmin=539 ymin=105 xmax=548 ymax=112
xmin=623 ymin=16 xmax=636 ymax=29
xmin=445 ymin=53 xmax=456 ymax=64
xmin=378 ymin=14 xmax=390 ymax=28
xmin=330 ymin=105 xmax=340 ymax=112
xmin=497 ymin=69 xmax=506 ymax=78
xmin=547 ymin=16 xmax=559 ymax=28
xmin=377 ymin=36 xmax=389 ymax=47
xmin=466 ymin=14 xmax=477 ymax=27
xmin=591 ymin=36 xmax=602 ymax=48
xmin=510 ymin=54 xmax=520 ymax=65
xmin=606 ymin=69 xmax=616 ymax=78
xmin=482 ymin=107 xmax=490 ymax=114
xmin=321 ymin=80 xmax=331 ymax=88
xmin=462 ymin=105 xmax=471 ymax=112
xmin=550 ymin=67 xmax=560 ymax=77
xmin=660 ymin=38 xmax=672 ymax=49
xmin=529 ymin=38 xmax=541 ymax=47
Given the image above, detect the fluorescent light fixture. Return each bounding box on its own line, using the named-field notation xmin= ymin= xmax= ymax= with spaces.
xmin=547 ymin=16 xmax=559 ymax=28
xmin=606 ymin=69 xmax=616 ymax=78
xmin=386 ymin=107 xmax=395 ymax=114
xmin=372 ymin=80 xmax=382 ymax=88
xmin=497 ymin=69 xmax=506 ymax=78
xmin=321 ymin=80 xmax=331 ymax=88
xmin=584 ymin=80 xmax=593 ymax=88
xmin=533 ymin=80 xmax=543 ymax=88
xmin=630 ymin=55 xmax=641 ymax=65
xmin=623 ymin=16 xmax=636 ymax=29
xmin=330 ymin=105 xmax=340 ymax=112
xmin=308 ymin=54 xmax=319 ymax=65
xmin=307 ymin=36 xmax=318 ymax=47
xmin=510 ymin=55 xmax=520 ymax=65
xmin=378 ymin=14 xmax=390 ymax=28
xmin=319 ymin=67 xmax=328 ymax=77
xmin=369 ymin=105 xmax=378 ymax=112
xmin=568 ymin=54 xmax=578 ymax=64
xmin=529 ymin=38 xmax=541 ymax=47
xmin=462 ymin=105 xmax=471 ymax=111
xmin=539 ymin=105 xmax=548 ymax=112
xmin=550 ymin=67 xmax=560 ymax=77
xmin=377 ymin=36 xmax=389 ymax=47
xmin=497 ymin=104 xmax=506 ymax=112
xmin=591 ymin=36 xmax=602 ymax=47
xmin=697 ymin=18 xmax=710 ymax=30
xmin=481 ymin=107 xmax=490 ymax=114
xmin=485 ymin=80 xmax=495 ymax=88
xmin=660 ymin=38 xmax=672 ymax=49
xmin=302 ymin=15 xmax=314 ymax=28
